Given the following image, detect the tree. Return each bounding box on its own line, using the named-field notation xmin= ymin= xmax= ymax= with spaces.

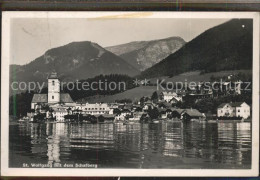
xmin=9 ymin=91 xmax=34 ymax=117
xmin=115 ymin=99 xmax=132 ymax=104
xmin=135 ymin=107 xmax=143 ymax=112
xmin=140 ymin=97 xmax=145 ymax=106
xmin=98 ymin=115 xmax=105 ymax=122
xmin=113 ymin=108 xmax=121 ymax=115
xmin=147 ymin=107 xmax=159 ymax=119
xmin=151 ymin=91 xmax=158 ymax=103
xmin=210 ymin=75 xmax=216 ymax=82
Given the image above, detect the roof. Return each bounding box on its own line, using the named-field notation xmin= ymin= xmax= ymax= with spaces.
xmin=230 ymin=102 xmax=245 ymax=107
xmin=158 ymin=108 xmax=167 ymax=113
xmin=170 ymin=96 xmax=182 ymax=102
xmin=31 ymin=93 xmax=74 ymax=103
xmin=182 ymin=109 xmax=203 ymax=117
xmin=218 ymin=103 xmax=229 ymax=108
xmin=52 ymin=107 xmax=67 ymax=112
xmin=171 ymin=108 xmax=184 ymax=114
xmin=177 ymin=91 xmax=186 ymax=96
xmin=123 ymin=104 xmax=133 ymax=109
xmin=159 ymin=102 xmax=172 ymax=108
xmin=48 ymin=72 xmax=58 ymax=79
xmin=223 ymin=82 xmax=231 ymax=85
xmin=93 ymin=114 xmax=115 ymax=118
xmin=103 ymin=114 xmax=115 ymax=118
xmin=145 ymin=100 xmax=153 ymax=104
xmin=122 ymin=109 xmax=131 ymax=112
xmin=133 ymin=112 xmax=145 ymax=115
xmin=161 ymin=91 xmax=177 ymax=96
xmin=85 ymin=103 xmax=109 ymax=109
xmin=31 ymin=94 xmax=48 ymax=103
xmin=218 ymin=102 xmax=245 ymax=108
xmin=60 ymin=93 xmax=74 ymax=103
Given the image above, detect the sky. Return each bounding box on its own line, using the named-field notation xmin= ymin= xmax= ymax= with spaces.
xmin=11 ymin=18 xmax=229 ymax=65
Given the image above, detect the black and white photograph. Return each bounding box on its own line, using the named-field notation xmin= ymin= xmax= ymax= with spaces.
xmin=1 ymin=12 xmax=259 ymax=176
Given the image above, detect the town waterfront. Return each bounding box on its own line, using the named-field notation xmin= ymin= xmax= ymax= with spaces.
xmin=9 ymin=121 xmax=251 ymax=169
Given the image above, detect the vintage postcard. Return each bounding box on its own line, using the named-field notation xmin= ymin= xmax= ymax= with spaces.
xmin=1 ymin=12 xmax=259 ymax=176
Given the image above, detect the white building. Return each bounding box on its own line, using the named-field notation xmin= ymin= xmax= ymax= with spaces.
xmin=108 ymin=103 xmax=119 ymax=114
xmin=81 ymin=103 xmax=110 ymax=115
xmin=159 ymin=91 xmax=182 ymax=102
xmin=48 ymin=73 xmax=60 ymax=103
xmin=217 ymin=102 xmax=250 ymax=119
xmin=31 ymin=72 xmax=74 ymax=110
xmin=52 ymin=107 xmax=68 ymax=122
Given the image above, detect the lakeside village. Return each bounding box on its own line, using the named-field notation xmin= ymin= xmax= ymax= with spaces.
xmin=20 ymin=72 xmax=251 ymax=123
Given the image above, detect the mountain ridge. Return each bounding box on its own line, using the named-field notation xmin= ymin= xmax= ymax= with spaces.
xmin=106 ymin=36 xmax=186 ymax=71
xmin=10 ymin=41 xmax=140 ymax=86
xmin=139 ymin=19 xmax=253 ymax=79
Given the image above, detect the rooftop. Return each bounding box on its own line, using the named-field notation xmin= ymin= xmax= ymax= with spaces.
xmin=218 ymin=102 xmax=246 ymax=108
xmin=182 ymin=109 xmax=203 ymax=117
xmin=60 ymin=93 xmax=74 ymax=103
xmin=48 ymin=72 xmax=58 ymax=79
xmin=31 ymin=93 xmax=74 ymax=103
xmin=31 ymin=94 xmax=48 ymax=103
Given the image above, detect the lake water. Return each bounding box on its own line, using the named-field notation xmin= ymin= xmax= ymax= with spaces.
xmin=9 ymin=121 xmax=251 ymax=169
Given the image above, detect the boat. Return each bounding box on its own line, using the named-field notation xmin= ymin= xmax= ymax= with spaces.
xmin=18 ymin=118 xmax=25 ymax=122
xmin=128 ymin=117 xmax=140 ymax=121
xmin=18 ymin=116 xmax=30 ymax=122
xmin=207 ymin=119 xmax=218 ymax=123
xmin=151 ymin=119 xmax=160 ymax=123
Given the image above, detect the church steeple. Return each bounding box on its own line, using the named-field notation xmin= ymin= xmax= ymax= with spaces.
xmin=48 ymin=72 xmax=60 ymax=104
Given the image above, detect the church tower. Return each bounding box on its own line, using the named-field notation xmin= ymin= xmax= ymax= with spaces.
xmin=48 ymin=72 xmax=60 ymax=104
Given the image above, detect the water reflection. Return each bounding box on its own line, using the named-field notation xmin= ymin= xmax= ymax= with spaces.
xmin=9 ymin=121 xmax=251 ymax=169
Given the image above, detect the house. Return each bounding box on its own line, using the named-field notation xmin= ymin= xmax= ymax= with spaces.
xmin=102 ymin=114 xmax=116 ymax=120
xmin=31 ymin=94 xmax=48 ymax=110
xmin=169 ymin=96 xmax=182 ymax=104
xmin=158 ymin=108 xmax=167 ymax=119
xmin=132 ymin=104 xmax=142 ymax=112
xmin=159 ymin=92 xmax=178 ymax=102
xmin=143 ymin=100 xmax=155 ymax=111
xmin=31 ymin=72 xmax=74 ymax=110
xmin=217 ymin=103 xmax=234 ymax=117
xmin=171 ymin=109 xmax=184 ymax=118
xmin=212 ymin=81 xmax=242 ymax=96
xmin=158 ymin=102 xmax=172 ymax=109
xmin=129 ymin=112 xmax=145 ymax=121
xmin=108 ymin=103 xmax=119 ymax=114
xmin=176 ymin=89 xmax=187 ymax=97
xmin=121 ymin=109 xmax=131 ymax=117
xmin=165 ymin=108 xmax=174 ymax=118
xmin=181 ymin=109 xmax=204 ymax=121
xmin=122 ymin=104 xmax=133 ymax=112
xmin=115 ymin=114 xmax=126 ymax=121
xmin=217 ymin=102 xmax=250 ymax=119
xmin=74 ymin=103 xmax=86 ymax=111
xmin=52 ymin=107 xmax=68 ymax=122
xmin=186 ymin=82 xmax=213 ymax=100
xmin=82 ymin=103 xmax=110 ymax=115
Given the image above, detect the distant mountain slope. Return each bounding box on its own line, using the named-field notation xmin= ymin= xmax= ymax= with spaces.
xmin=106 ymin=37 xmax=186 ymax=71
xmin=10 ymin=41 xmax=140 ymax=85
xmin=106 ymin=41 xmax=150 ymax=56
xmin=79 ymin=86 xmax=159 ymax=103
xmin=139 ymin=19 xmax=253 ymax=79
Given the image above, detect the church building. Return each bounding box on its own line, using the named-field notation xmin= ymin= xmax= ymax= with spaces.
xmin=31 ymin=72 xmax=74 ymax=110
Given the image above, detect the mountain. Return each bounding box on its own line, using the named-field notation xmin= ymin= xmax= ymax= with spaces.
xmin=10 ymin=41 xmax=140 ymax=85
xmin=139 ymin=19 xmax=253 ymax=79
xmin=106 ymin=37 xmax=186 ymax=71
